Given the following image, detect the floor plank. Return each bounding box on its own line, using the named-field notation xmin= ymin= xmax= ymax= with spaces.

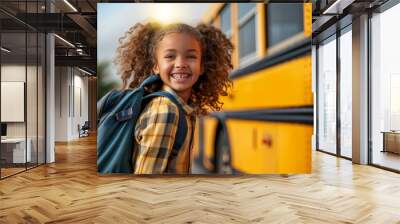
xmin=0 ymin=135 xmax=400 ymax=223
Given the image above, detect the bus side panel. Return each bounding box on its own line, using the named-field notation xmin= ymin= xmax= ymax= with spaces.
xmin=226 ymin=119 xmax=312 ymax=174
xmin=221 ymin=55 xmax=312 ymax=110
xmin=277 ymin=124 xmax=312 ymax=173
xmin=200 ymin=116 xmax=219 ymax=171
xmin=226 ymin=119 xmax=278 ymax=173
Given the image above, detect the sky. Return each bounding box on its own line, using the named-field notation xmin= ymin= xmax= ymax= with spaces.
xmin=97 ymin=3 xmax=212 ymax=82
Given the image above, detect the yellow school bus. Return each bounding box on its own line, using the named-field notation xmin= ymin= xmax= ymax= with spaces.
xmin=192 ymin=3 xmax=313 ymax=174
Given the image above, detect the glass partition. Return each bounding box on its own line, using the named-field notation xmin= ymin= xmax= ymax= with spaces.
xmin=0 ymin=1 xmax=46 ymax=179
xmin=27 ymin=31 xmax=38 ymax=169
xmin=317 ymin=35 xmax=337 ymax=155
xmin=1 ymin=31 xmax=28 ymax=177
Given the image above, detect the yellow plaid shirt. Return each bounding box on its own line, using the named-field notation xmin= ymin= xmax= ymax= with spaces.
xmin=133 ymin=85 xmax=196 ymax=174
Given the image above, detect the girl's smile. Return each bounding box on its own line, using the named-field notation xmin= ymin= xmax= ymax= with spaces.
xmin=170 ymin=70 xmax=192 ymax=83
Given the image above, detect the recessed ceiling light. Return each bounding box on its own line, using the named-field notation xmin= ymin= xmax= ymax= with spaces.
xmin=54 ymin=34 xmax=75 ymax=48
xmin=1 ymin=47 xmax=11 ymax=53
xmin=63 ymin=0 xmax=78 ymax=12
xmin=77 ymin=67 xmax=93 ymax=76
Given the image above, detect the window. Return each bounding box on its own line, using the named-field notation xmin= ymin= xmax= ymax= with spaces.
xmin=220 ymin=4 xmax=231 ymax=37
xmin=238 ymin=3 xmax=256 ymax=19
xmin=339 ymin=27 xmax=352 ymax=158
xmin=238 ymin=3 xmax=257 ymax=66
xmin=371 ymin=2 xmax=400 ymax=171
xmin=239 ymin=17 xmax=256 ymax=59
xmin=317 ymin=36 xmax=337 ymax=155
xmin=266 ymin=3 xmax=303 ymax=48
xmin=316 ymin=24 xmax=353 ymax=159
xmin=390 ymin=75 xmax=400 ymax=130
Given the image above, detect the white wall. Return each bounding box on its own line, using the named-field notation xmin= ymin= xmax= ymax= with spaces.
xmin=55 ymin=67 xmax=69 ymax=141
xmin=55 ymin=67 xmax=89 ymax=141
xmin=1 ymin=65 xmax=26 ymax=136
xmin=1 ymin=65 xmax=39 ymax=137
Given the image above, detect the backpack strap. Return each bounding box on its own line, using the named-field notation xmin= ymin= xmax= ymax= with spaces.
xmin=139 ymin=74 xmax=161 ymax=87
xmin=100 ymin=75 xmax=162 ymax=123
xmin=143 ymin=91 xmax=188 ymax=152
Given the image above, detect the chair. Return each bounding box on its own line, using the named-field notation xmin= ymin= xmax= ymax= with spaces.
xmin=78 ymin=121 xmax=90 ymax=138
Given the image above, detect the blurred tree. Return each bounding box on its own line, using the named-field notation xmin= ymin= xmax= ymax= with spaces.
xmin=97 ymin=61 xmax=120 ymax=101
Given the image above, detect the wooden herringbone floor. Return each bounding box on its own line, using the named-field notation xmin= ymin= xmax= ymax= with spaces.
xmin=1 ymin=135 xmax=400 ymax=223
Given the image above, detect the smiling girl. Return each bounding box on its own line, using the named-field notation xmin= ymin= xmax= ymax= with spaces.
xmin=114 ymin=22 xmax=233 ymax=174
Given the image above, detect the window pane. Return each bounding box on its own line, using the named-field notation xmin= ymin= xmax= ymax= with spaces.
xmin=267 ymin=3 xmax=303 ymax=48
xmin=220 ymin=4 xmax=231 ymax=35
xmin=340 ymin=30 xmax=353 ymax=158
xmin=27 ymin=31 xmax=38 ymax=169
xmin=371 ymin=3 xmax=400 ymax=171
xmin=238 ymin=3 xmax=256 ymax=20
xmin=318 ymin=37 xmax=337 ymax=154
xmin=239 ymin=16 xmax=256 ymax=59
xmin=339 ymin=28 xmax=352 ymax=158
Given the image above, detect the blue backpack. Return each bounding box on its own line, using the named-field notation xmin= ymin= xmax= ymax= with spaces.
xmin=97 ymin=75 xmax=187 ymax=174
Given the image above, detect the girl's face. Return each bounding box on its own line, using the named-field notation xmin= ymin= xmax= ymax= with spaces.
xmin=153 ymin=32 xmax=203 ymax=101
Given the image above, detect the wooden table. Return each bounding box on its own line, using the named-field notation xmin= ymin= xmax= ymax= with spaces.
xmin=381 ymin=131 xmax=400 ymax=154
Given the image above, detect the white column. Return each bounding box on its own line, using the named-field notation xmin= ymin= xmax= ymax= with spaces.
xmin=46 ymin=33 xmax=55 ymax=163
xmin=54 ymin=67 xmax=73 ymax=141
xmin=352 ymin=14 xmax=369 ymax=164
xmin=45 ymin=1 xmax=56 ymax=163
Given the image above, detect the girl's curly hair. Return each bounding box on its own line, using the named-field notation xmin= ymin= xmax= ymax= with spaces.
xmin=114 ymin=21 xmax=233 ymax=115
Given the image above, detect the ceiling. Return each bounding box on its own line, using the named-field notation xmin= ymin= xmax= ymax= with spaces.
xmin=312 ymin=0 xmax=390 ymax=42
xmin=7 ymin=0 xmax=384 ymax=74
xmin=0 ymin=0 xmax=97 ymax=74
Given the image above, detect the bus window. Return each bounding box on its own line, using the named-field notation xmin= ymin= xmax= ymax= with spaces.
xmin=220 ymin=4 xmax=231 ymax=37
xmin=238 ymin=3 xmax=256 ymax=19
xmin=266 ymin=3 xmax=303 ymax=48
xmin=238 ymin=3 xmax=257 ymax=66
